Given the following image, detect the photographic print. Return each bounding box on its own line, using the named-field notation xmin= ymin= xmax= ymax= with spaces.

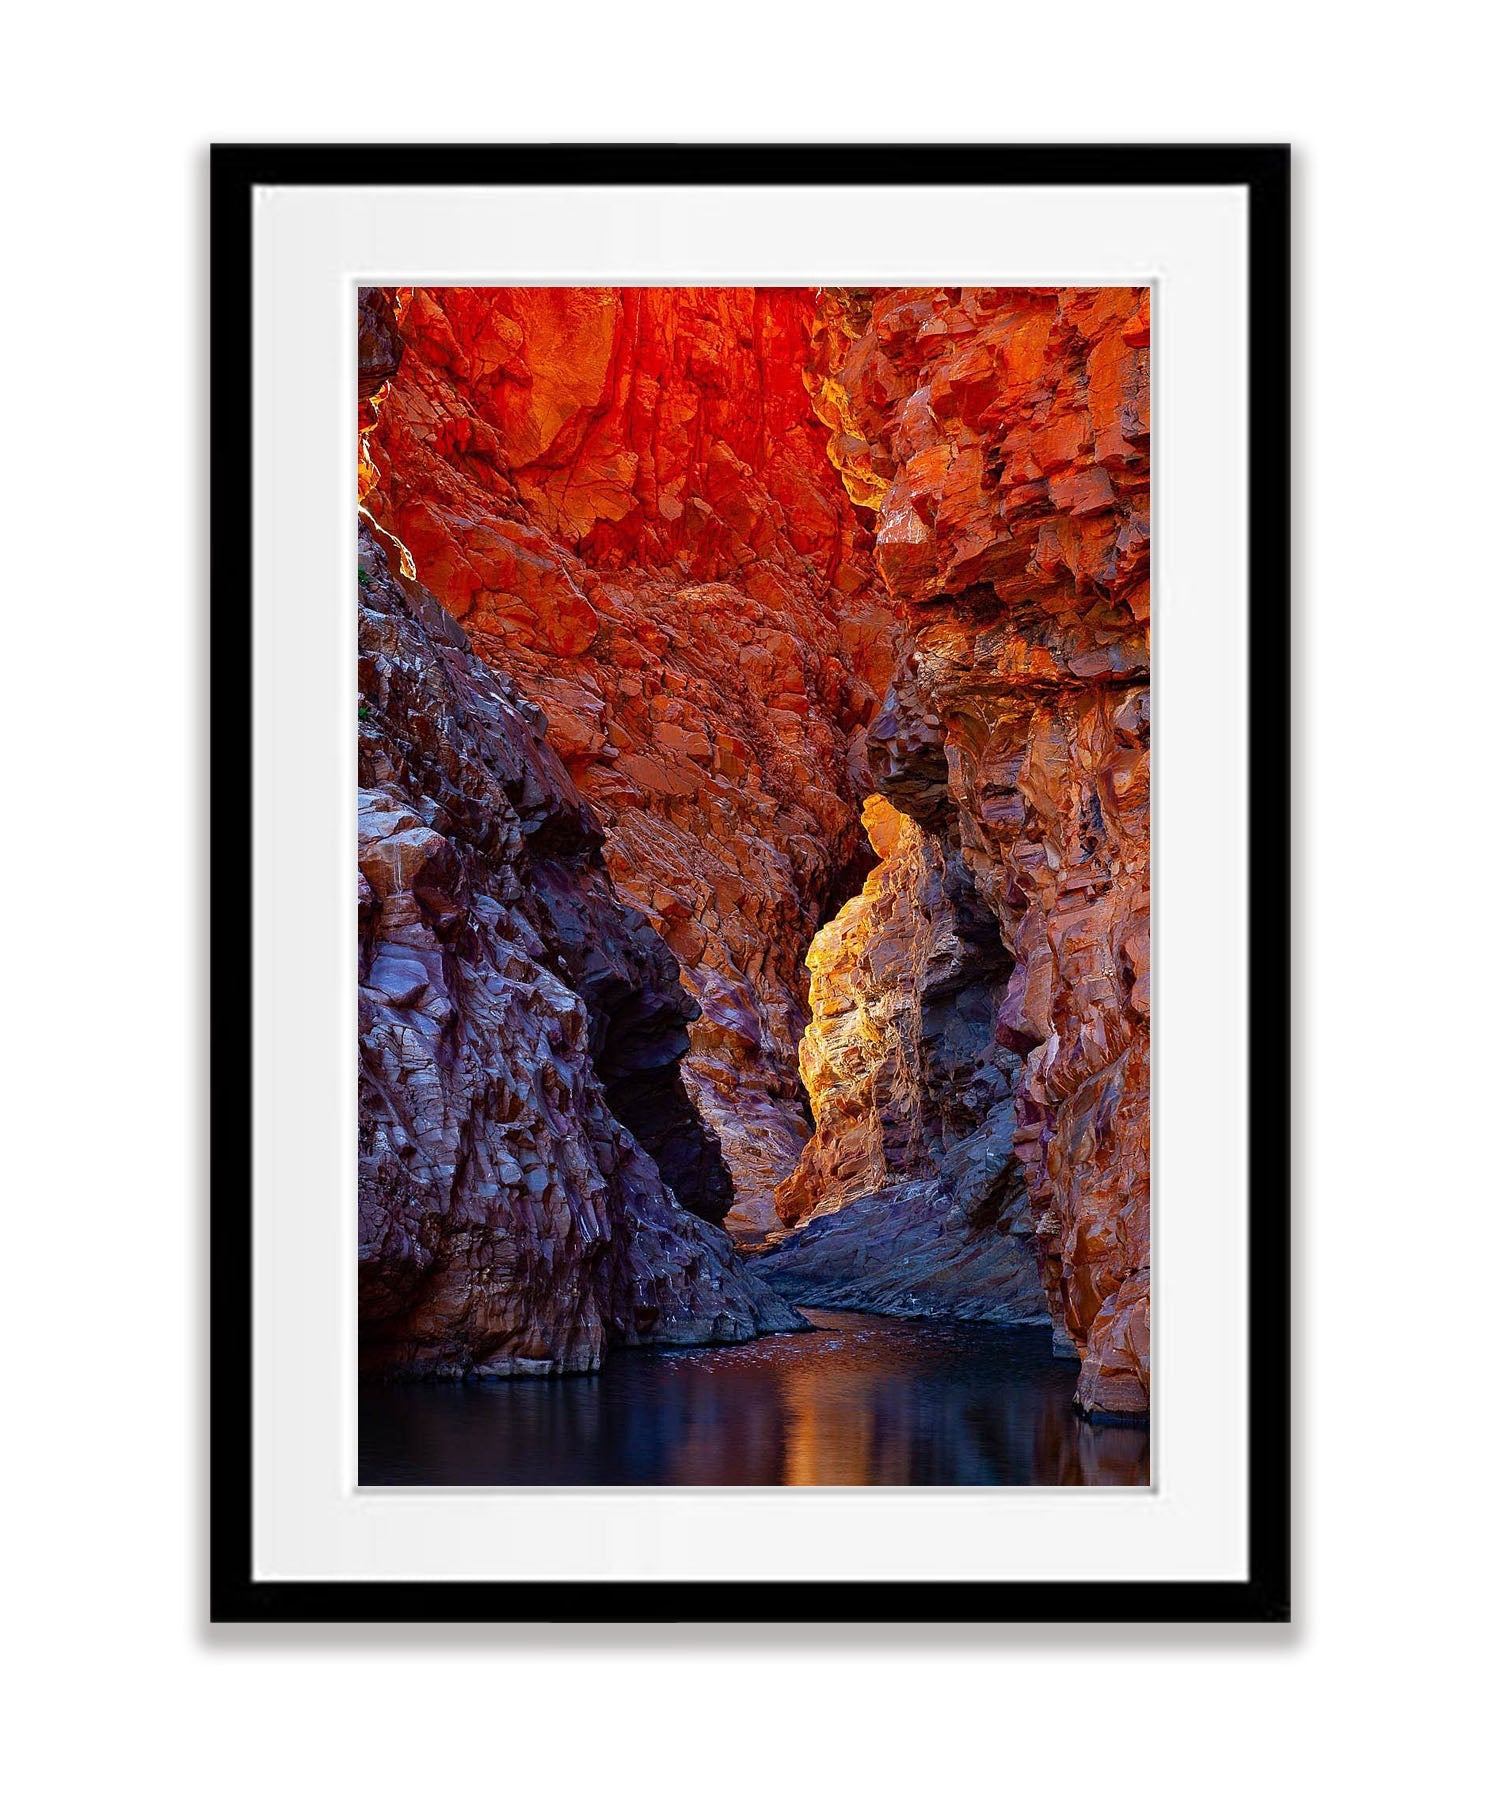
xmin=356 ymin=284 xmax=1152 ymax=1488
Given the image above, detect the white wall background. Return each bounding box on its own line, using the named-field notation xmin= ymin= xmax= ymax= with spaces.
xmin=4 ymin=4 xmax=1493 ymax=1795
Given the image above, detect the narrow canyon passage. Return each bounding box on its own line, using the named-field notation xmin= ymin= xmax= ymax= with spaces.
xmin=356 ymin=282 xmax=1151 ymax=1476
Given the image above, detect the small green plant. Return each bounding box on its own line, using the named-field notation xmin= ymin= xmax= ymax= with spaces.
xmin=357 ymin=566 xmax=371 ymax=589
xmin=358 ymin=704 xmax=370 ymax=722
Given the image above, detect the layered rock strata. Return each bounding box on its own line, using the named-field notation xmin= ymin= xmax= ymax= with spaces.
xmin=801 ymin=287 xmax=1151 ymax=1414
xmin=357 ymin=520 xmax=804 ymax=1377
xmin=361 ymin=287 xmax=893 ymax=1236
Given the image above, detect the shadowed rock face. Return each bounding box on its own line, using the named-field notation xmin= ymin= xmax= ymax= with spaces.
xmin=802 ymin=287 xmax=1151 ymax=1413
xmin=756 ymin=1182 xmax=1049 ymax=1327
xmin=361 ymin=288 xmax=894 ymax=1236
xmin=357 ymin=520 xmax=804 ymax=1377
xmin=357 ymin=287 xmax=403 ymax=407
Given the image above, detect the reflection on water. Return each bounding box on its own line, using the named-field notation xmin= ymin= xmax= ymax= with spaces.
xmin=359 ymin=1309 xmax=1148 ymax=1486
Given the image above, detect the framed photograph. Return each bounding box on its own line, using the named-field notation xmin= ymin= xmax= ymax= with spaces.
xmin=212 ymin=143 xmax=1290 ymax=1623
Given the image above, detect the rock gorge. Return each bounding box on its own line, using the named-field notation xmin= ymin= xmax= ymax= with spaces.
xmin=358 ymin=283 xmax=1150 ymax=1414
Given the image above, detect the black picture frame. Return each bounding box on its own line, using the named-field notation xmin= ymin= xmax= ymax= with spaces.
xmin=210 ymin=143 xmax=1291 ymax=1626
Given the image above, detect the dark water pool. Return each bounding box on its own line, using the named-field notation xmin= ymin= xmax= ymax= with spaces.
xmin=359 ymin=1309 xmax=1148 ymax=1486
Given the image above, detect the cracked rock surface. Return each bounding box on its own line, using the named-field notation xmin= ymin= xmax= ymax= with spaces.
xmin=801 ymin=287 xmax=1151 ymax=1412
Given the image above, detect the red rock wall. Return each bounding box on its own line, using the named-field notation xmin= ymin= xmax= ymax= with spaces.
xmin=363 ymin=288 xmax=895 ymax=1236
xmin=807 ymin=288 xmax=1151 ymax=1413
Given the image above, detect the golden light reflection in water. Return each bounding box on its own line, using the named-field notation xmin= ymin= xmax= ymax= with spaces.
xmin=780 ymin=1360 xmax=882 ymax=1484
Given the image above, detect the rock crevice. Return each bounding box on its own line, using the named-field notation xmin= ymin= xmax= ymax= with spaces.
xmin=357 ymin=284 xmax=1150 ymax=1412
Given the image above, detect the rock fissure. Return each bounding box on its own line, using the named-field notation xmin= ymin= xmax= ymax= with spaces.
xmin=357 ymin=283 xmax=1150 ymax=1413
